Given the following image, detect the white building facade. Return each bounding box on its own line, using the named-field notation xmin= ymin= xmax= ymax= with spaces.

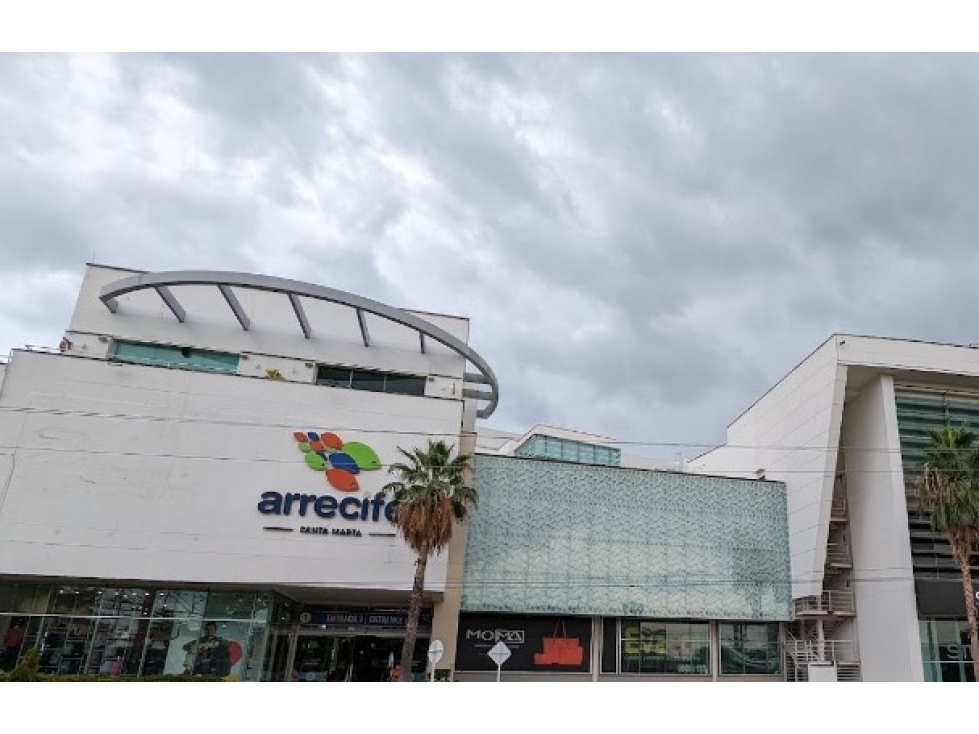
xmin=691 ymin=334 xmax=979 ymax=682
xmin=0 ymin=264 xmax=498 ymax=680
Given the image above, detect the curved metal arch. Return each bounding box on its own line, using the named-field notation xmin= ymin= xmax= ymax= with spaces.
xmin=99 ymin=270 xmax=499 ymax=418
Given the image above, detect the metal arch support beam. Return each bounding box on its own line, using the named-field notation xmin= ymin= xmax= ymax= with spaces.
xmin=218 ymin=285 xmax=250 ymax=331
xmin=155 ymin=286 xmax=186 ymax=323
xmin=356 ymin=308 xmax=371 ymax=347
xmin=419 ymin=332 xmax=426 ymax=354
xmin=98 ymin=269 xmax=500 ymax=418
xmin=288 ymin=293 xmax=311 ymax=339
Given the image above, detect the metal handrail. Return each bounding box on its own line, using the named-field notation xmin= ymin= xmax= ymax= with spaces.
xmin=794 ymin=589 xmax=855 ymax=615
xmin=784 ymin=635 xmax=858 ymax=663
xmin=826 ymin=543 xmax=851 ymax=565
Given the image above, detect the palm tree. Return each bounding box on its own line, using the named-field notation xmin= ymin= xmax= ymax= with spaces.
xmin=384 ymin=439 xmax=477 ymax=682
xmin=916 ymin=425 xmax=979 ymax=681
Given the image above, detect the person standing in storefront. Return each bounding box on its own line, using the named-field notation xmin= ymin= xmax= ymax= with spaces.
xmin=2 ymin=619 xmax=26 ymax=670
xmin=182 ymin=621 xmax=232 ymax=677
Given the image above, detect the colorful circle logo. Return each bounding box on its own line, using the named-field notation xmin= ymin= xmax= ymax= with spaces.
xmin=293 ymin=431 xmax=382 ymax=491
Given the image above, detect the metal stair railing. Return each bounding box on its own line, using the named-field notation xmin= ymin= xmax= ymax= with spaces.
xmin=784 ymin=635 xmax=859 ymax=664
xmin=826 ymin=542 xmax=852 ymax=566
xmin=793 ymin=590 xmax=855 ymax=616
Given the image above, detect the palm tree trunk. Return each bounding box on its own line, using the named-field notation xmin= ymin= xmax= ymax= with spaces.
xmin=954 ymin=544 xmax=979 ymax=681
xmin=398 ymin=541 xmax=430 ymax=682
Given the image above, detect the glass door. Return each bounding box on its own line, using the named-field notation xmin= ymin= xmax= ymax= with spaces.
xmin=292 ymin=635 xmax=355 ymax=681
xmin=261 ymin=629 xmax=292 ymax=681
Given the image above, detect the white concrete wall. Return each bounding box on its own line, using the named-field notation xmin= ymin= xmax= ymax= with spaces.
xmin=0 ymin=350 xmax=466 ymax=594
xmin=68 ymin=265 xmax=469 ymax=382
xmin=687 ymin=444 xmax=758 ymax=480
xmin=837 ymin=334 xmax=979 ymax=376
xmin=690 ymin=337 xmax=847 ymax=598
xmin=841 ymin=374 xmax=923 ymax=681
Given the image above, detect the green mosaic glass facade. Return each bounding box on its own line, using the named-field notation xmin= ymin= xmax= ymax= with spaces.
xmin=462 ymin=456 xmax=792 ymax=620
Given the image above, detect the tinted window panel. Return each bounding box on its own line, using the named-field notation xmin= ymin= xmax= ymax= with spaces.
xmin=350 ymin=370 xmax=386 ymax=393
xmin=316 ymin=367 xmax=351 ymax=388
xmin=384 ymin=375 xmax=426 ymax=396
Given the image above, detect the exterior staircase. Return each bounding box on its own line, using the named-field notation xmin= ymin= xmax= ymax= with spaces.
xmin=786 ymin=470 xmax=862 ymax=681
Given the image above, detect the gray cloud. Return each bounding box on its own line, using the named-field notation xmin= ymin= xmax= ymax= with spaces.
xmin=4 ymin=54 xmax=979 ymax=460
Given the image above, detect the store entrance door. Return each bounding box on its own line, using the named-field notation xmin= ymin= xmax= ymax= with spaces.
xmin=290 ymin=634 xmax=427 ymax=681
xmin=292 ymin=635 xmax=356 ymax=681
xmin=351 ymin=636 xmax=403 ymax=681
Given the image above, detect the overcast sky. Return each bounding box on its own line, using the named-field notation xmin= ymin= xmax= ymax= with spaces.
xmin=4 ymin=53 xmax=979 ymax=461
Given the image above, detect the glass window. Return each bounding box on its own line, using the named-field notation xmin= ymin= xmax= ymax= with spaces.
xmin=4 ymin=583 xmax=51 ymax=613
xmin=181 ymin=620 xmax=252 ymax=679
xmin=316 ymin=366 xmax=351 ymax=388
xmin=51 ymin=586 xmax=89 ymax=615
xmin=87 ymin=617 xmax=142 ymax=675
xmin=350 ymin=370 xmax=386 ymax=393
xmin=384 ymin=374 xmax=426 ymax=396
xmin=316 ymin=365 xmax=426 ymax=396
xmin=619 ymin=619 xmax=710 ymax=675
xmin=142 ymin=619 xmax=178 ymax=676
xmin=920 ymin=619 xmax=976 ymax=682
xmin=720 ymin=622 xmax=781 ymax=675
xmin=97 ymin=588 xmax=153 ymax=617
xmin=515 ymin=434 xmax=622 ymax=467
xmin=113 ymin=341 xmax=239 ymax=374
xmin=204 ymin=591 xmax=257 ymax=620
xmin=251 ymin=593 xmax=270 ymax=623
xmin=151 ymin=590 xmax=207 ymax=619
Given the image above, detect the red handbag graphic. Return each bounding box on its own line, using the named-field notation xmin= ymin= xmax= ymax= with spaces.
xmin=533 ymin=620 xmax=584 ymax=666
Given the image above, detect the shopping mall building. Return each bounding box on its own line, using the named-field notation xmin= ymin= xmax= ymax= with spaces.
xmin=0 ymin=263 xmax=497 ymax=681
xmin=691 ymin=334 xmax=979 ymax=682
xmin=0 ymin=263 xmax=796 ymax=681
xmin=10 ymin=265 xmax=970 ymax=682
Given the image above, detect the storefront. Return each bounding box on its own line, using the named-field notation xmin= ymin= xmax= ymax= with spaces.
xmin=0 ymin=582 xmax=274 ymax=679
xmin=282 ymin=608 xmax=433 ymax=682
xmin=0 ymin=582 xmax=437 ymax=681
xmin=456 ymin=455 xmax=792 ymax=681
xmin=453 ymin=612 xmax=782 ymax=681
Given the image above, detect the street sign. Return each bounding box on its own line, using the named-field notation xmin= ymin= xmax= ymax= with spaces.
xmin=488 ymin=641 xmax=511 ymax=681
xmin=428 ymin=639 xmax=445 ymax=683
xmin=488 ymin=641 xmax=511 ymax=665
xmin=428 ymin=640 xmax=444 ymax=664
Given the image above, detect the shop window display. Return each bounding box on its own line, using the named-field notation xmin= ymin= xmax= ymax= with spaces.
xmin=719 ymin=622 xmax=781 ymax=675
xmin=619 ymin=620 xmax=710 ymax=675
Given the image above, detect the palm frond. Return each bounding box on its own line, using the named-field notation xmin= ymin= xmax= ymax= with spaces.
xmin=383 ymin=439 xmax=477 ymax=555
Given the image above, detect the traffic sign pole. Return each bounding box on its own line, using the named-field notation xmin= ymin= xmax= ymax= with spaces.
xmin=487 ymin=641 xmax=511 ymax=683
xmin=427 ymin=639 xmax=444 ymax=683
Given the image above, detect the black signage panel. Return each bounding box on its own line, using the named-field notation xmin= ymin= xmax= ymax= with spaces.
xmin=456 ymin=613 xmax=591 ymax=672
xmin=299 ymin=608 xmax=431 ymax=629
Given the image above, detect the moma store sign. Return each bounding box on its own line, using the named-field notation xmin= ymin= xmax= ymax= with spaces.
xmin=455 ymin=613 xmax=592 ymax=673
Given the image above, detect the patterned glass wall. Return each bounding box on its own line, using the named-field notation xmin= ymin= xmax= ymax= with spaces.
xmin=463 ymin=456 xmax=791 ymax=621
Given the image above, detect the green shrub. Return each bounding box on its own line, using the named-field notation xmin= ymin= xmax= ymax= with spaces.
xmin=8 ymin=647 xmax=40 ymax=681
xmin=33 ymin=673 xmax=228 ymax=682
xmin=0 ymin=655 xmax=228 ymax=683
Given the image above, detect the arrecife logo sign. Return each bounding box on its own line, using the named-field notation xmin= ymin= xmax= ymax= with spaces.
xmin=292 ymin=430 xmax=381 ymax=491
xmin=256 ymin=431 xmax=395 ymax=525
